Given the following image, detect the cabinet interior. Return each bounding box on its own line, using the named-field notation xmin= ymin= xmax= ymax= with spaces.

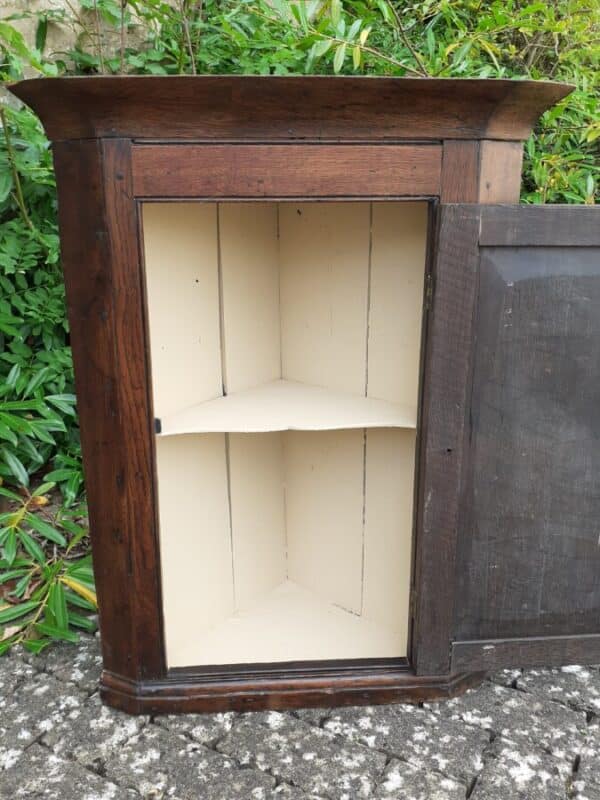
xmin=142 ymin=201 xmax=428 ymax=668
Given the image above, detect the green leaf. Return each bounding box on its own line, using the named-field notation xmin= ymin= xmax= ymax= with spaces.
xmin=3 ymin=529 xmax=17 ymax=566
xmin=333 ymin=42 xmax=346 ymax=73
xmin=0 ymin=600 xmax=38 ymax=624
xmin=0 ymin=171 xmax=13 ymax=204
xmin=352 ymin=44 xmax=361 ymax=69
xmin=32 ymin=482 xmax=56 ymax=497
xmin=23 ymin=637 xmax=51 ymax=654
xmin=35 ymin=16 xmax=48 ymax=53
xmin=48 ymin=582 xmax=68 ymax=630
xmin=1 ymin=448 xmax=29 ymax=487
xmin=25 ymin=513 xmax=66 ymax=547
xmin=331 ymin=0 xmax=342 ymax=27
xmin=67 ymin=610 xmax=96 ymax=632
xmin=34 ymin=621 xmax=78 ymax=643
xmin=18 ymin=530 xmax=46 ymax=565
xmin=313 ymin=38 xmax=332 ymax=57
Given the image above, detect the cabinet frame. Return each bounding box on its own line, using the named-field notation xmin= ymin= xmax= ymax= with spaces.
xmin=11 ymin=76 xmax=578 ymax=713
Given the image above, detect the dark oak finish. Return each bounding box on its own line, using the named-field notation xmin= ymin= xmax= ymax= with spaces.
xmin=11 ymin=76 xmax=571 ymax=143
xmin=478 ymin=141 xmax=524 ymax=203
xmin=12 ymin=76 xmax=593 ymax=714
xmin=440 ymin=140 xmax=480 ymax=203
xmin=452 ymin=636 xmax=600 ymax=673
xmin=102 ymin=667 xmax=486 ymax=715
xmin=411 ymin=205 xmax=481 ymax=676
xmin=455 ymin=208 xmax=600 ymax=649
xmin=479 ymin=204 xmax=600 ymax=245
xmin=132 ymin=143 xmax=442 ymax=198
xmin=53 ymin=139 xmax=165 ymax=682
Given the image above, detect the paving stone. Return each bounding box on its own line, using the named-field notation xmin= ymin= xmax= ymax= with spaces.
xmin=573 ymin=778 xmax=600 ymax=800
xmin=156 ymin=710 xmax=236 ymax=745
xmin=324 ymin=702 xmax=488 ymax=784
xmin=0 ymin=651 xmax=35 ymax=699
xmin=290 ymin=708 xmax=333 ymax=728
xmin=470 ymin=740 xmax=571 ymax=800
xmin=425 ymin=680 xmax=587 ymax=761
xmin=490 ymin=669 xmax=522 ymax=688
xmin=103 ymin=723 xmax=276 ymax=799
xmin=30 ymin=635 xmax=102 ymax=694
xmin=516 ymin=665 xmax=600 ymax=715
xmin=0 ymin=671 xmax=85 ymax=770
xmin=0 ymin=743 xmax=139 ymax=799
xmin=218 ymin=710 xmax=386 ymax=799
xmin=574 ymin=724 xmax=600 ymax=793
xmin=42 ymin=692 xmax=147 ymax=769
xmin=271 ymin=785 xmax=326 ymax=799
xmin=373 ymin=759 xmax=465 ymax=799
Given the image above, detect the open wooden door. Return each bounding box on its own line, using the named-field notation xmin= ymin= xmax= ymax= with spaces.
xmin=414 ymin=203 xmax=600 ymax=676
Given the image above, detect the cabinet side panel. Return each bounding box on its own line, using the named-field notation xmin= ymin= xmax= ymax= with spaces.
xmin=156 ymin=434 xmax=233 ymax=668
xmin=363 ymin=428 xmax=415 ymax=653
xmin=219 ymin=203 xmax=281 ymax=393
xmin=368 ymin=202 xmax=427 ymax=406
xmin=279 ymin=203 xmax=370 ymax=395
xmin=284 ymin=430 xmax=364 ymax=614
xmin=228 ymin=433 xmax=287 ymax=611
xmin=142 ymin=203 xmax=222 ymax=418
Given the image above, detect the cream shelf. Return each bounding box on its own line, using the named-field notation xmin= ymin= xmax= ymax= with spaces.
xmin=157 ymin=379 xmax=417 ymax=435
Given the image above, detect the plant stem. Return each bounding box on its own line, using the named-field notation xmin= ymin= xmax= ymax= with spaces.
xmin=0 ymin=108 xmax=35 ymax=234
xmin=387 ymin=1 xmax=429 ymax=76
xmin=179 ymin=0 xmax=197 ymax=74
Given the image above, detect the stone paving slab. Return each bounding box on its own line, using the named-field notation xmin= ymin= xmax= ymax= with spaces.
xmin=1 ymin=636 xmax=600 ymax=799
xmin=0 ymin=743 xmax=140 ymax=799
xmin=217 ymin=710 xmax=387 ymax=799
xmin=424 ymin=680 xmax=588 ymax=762
xmin=324 ymin=702 xmax=488 ymax=784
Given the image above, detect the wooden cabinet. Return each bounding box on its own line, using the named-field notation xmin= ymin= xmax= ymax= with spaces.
xmin=11 ymin=76 xmax=600 ymax=714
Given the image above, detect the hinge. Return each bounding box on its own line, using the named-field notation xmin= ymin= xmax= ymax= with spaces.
xmin=424 ymin=273 xmax=434 ymax=311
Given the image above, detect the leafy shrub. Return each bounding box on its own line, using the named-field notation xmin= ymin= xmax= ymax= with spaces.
xmin=0 ymin=0 xmax=597 ymax=652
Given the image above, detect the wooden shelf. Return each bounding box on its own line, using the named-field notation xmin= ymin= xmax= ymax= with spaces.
xmin=157 ymin=379 xmax=417 ymax=435
xmin=177 ymin=580 xmax=403 ymax=666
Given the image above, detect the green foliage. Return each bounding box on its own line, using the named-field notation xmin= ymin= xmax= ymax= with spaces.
xmin=0 ymin=481 xmax=96 ymax=654
xmin=0 ymin=0 xmax=597 ymax=652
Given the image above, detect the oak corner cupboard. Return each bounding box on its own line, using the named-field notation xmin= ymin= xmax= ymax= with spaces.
xmin=10 ymin=75 xmax=600 ymax=714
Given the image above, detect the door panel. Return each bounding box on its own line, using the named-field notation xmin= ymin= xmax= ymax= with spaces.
xmin=451 ymin=205 xmax=600 ymax=671
xmin=413 ymin=204 xmax=600 ymax=675
xmin=456 ymin=245 xmax=600 ymax=641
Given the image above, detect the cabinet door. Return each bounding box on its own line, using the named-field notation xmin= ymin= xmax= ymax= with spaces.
xmin=414 ymin=204 xmax=600 ymax=675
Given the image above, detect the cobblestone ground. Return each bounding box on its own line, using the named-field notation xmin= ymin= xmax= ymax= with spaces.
xmin=1 ymin=636 xmax=599 ymax=799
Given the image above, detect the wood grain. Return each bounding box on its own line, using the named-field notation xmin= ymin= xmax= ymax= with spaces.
xmin=101 ymin=666 xmax=486 ymax=714
xmin=455 ymin=234 xmax=600 ymax=642
xmin=411 ymin=205 xmax=481 ymax=676
xmin=478 ymin=141 xmax=523 ymax=203
xmin=10 ymin=76 xmax=572 ymax=143
xmin=480 ymin=204 xmax=600 ymax=246
xmin=440 ymin=140 xmax=480 ymax=203
xmin=452 ymin=636 xmax=600 ymax=673
xmin=53 ymin=140 xmax=165 ymax=681
xmin=132 ymin=144 xmax=441 ymax=198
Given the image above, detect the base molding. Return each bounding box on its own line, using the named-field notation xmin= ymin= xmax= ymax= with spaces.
xmin=100 ymin=667 xmax=486 ymax=714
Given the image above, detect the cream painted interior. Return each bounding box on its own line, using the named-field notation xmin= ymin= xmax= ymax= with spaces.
xmin=142 ymin=201 xmax=428 ymax=668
